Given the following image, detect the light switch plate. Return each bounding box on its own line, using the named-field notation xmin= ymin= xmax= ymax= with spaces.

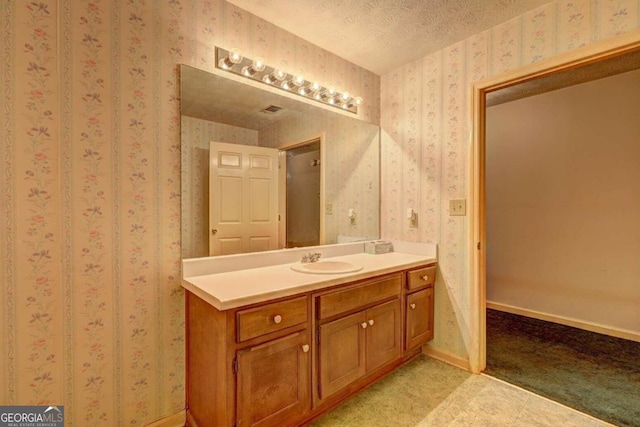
xmin=449 ymin=199 xmax=466 ymax=216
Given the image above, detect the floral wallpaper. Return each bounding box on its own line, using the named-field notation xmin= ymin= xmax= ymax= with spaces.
xmin=0 ymin=0 xmax=377 ymax=425
xmin=2 ymin=0 xmax=638 ymax=424
xmin=380 ymin=0 xmax=640 ymax=360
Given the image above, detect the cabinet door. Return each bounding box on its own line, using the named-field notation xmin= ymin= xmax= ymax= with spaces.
xmin=236 ymin=331 xmax=310 ymax=427
xmin=365 ymin=299 xmax=402 ymax=372
xmin=318 ymin=311 xmax=366 ymax=399
xmin=406 ymin=287 xmax=434 ymax=351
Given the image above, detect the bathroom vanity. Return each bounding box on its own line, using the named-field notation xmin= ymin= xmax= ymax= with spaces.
xmin=182 ymin=242 xmax=436 ymax=427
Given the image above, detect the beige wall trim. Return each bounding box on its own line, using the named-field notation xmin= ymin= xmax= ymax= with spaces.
xmin=422 ymin=346 xmax=471 ymax=372
xmin=469 ymin=28 xmax=640 ymax=374
xmin=144 ymin=410 xmax=186 ymax=427
xmin=487 ymin=301 xmax=640 ymax=344
xmin=185 ymin=411 xmax=198 ymax=427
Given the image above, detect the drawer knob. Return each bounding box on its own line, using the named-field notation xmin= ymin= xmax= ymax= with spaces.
xmin=421 ymin=275 xmax=429 ymax=281
xmin=301 ymin=344 xmax=310 ymax=353
xmin=273 ymin=315 xmax=282 ymax=324
xmin=368 ymin=319 xmax=375 ymax=326
xmin=410 ymin=303 xmax=416 ymax=310
xmin=361 ymin=322 xmax=368 ymax=329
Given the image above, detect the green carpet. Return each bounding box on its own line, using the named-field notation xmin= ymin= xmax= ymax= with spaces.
xmin=485 ymin=309 xmax=640 ymax=427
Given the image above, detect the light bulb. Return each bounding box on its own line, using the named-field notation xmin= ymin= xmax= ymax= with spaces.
xmin=241 ymin=56 xmax=266 ymax=77
xmin=354 ymin=96 xmax=363 ymax=106
xmin=252 ymin=57 xmax=266 ymax=72
xmin=229 ymin=48 xmax=242 ymax=63
xmin=263 ymin=69 xmax=286 ymax=84
xmin=282 ymin=75 xmax=304 ymax=90
xmin=241 ymin=66 xmax=253 ymax=77
xmin=218 ymin=48 xmax=243 ymax=70
xmin=311 ymin=82 xmax=322 ymax=91
xmin=341 ymin=91 xmax=350 ymax=101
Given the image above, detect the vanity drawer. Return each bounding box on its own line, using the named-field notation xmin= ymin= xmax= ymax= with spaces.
xmin=237 ymin=296 xmax=308 ymax=342
xmin=407 ymin=265 xmax=436 ymax=291
xmin=317 ymin=274 xmax=402 ymax=320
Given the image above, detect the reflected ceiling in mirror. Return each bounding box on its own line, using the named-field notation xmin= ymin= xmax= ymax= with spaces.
xmin=180 ymin=65 xmax=380 ymax=259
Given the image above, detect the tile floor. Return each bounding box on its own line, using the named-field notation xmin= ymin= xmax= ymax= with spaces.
xmin=312 ymin=355 xmax=613 ymax=426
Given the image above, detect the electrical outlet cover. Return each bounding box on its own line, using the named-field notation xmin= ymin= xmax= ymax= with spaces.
xmin=325 ymin=203 xmax=333 ymax=215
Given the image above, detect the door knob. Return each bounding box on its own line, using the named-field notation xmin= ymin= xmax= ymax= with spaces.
xmin=410 ymin=303 xmax=416 ymax=310
xmin=273 ymin=315 xmax=282 ymax=324
xmin=361 ymin=322 xmax=368 ymax=329
xmin=368 ymin=319 xmax=374 ymax=326
xmin=301 ymin=344 xmax=310 ymax=353
xmin=421 ymin=275 xmax=428 ymax=281
xmin=211 ymin=228 xmax=218 ymax=235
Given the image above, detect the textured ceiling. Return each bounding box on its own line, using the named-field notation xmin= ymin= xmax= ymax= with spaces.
xmin=227 ymin=0 xmax=552 ymax=75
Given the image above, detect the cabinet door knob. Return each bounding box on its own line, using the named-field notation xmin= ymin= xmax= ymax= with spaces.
xmin=368 ymin=319 xmax=374 ymax=326
xmin=421 ymin=275 xmax=429 ymax=281
xmin=273 ymin=315 xmax=282 ymax=324
xmin=361 ymin=322 xmax=368 ymax=329
xmin=410 ymin=303 xmax=416 ymax=310
xmin=301 ymin=344 xmax=310 ymax=353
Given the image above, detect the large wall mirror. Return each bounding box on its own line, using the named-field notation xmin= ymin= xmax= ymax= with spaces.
xmin=180 ymin=65 xmax=380 ymax=259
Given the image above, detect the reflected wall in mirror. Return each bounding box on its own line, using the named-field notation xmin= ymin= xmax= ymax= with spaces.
xmin=180 ymin=65 xmax=380 ymax=259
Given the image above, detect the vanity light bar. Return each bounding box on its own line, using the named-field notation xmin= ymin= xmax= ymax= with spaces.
xmin=215 ymin=47 xmax=362 ymax=114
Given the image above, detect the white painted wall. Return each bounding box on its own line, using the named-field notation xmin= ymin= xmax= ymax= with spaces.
xmin=486 ymin=69 xmax=640 ymax=334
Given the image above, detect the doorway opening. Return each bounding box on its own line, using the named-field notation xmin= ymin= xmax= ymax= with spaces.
xmin=280 ymin=137 xmax=323 ymax=248
xmin=470 ymin=30 xmax=640 ymax=374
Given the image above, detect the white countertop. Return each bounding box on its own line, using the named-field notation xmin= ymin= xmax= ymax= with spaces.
xmin=182 ymin=242 xmax=437 ymax=310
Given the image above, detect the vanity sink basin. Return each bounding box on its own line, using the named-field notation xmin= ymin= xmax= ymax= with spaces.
xmin=291 ymin=261 xmax=363 ymax=274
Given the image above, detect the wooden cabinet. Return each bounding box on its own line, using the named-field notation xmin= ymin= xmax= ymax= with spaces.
xmin=236 ymin=331 xmax=310 ymax=427
xmin=405 ymin=265 xmax=435 ymax=351
xmin=237 ymin=296 xmax=308 ymax=342
xmin=366 ymin=299 xmax=402 ymax=372
xmin=407 ymin=265 xmax=436 ymax=290
xmin=316 ymin=275 xmax=401 ymax=319
xmin=317 ymin=275 xmax=402 ymax=400
xmin=405 ymin=287 xmax=434 ymax=350
xmin=186 ymin=262 xmax=436 ymax=427
xmin=186 ymin=293 xmax=311 ymax=427
xmin=318 ymin=311 xmax=366 ymax=398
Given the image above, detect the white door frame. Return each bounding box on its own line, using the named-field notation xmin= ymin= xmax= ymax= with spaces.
xmin=469 ymin=29 xmax=640 ymax=374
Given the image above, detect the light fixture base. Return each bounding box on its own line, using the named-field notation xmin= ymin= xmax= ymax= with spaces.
xmin=215 ymin=47 xmax=360 ymax=114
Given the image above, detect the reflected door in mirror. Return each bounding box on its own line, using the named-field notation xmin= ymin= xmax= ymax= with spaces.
xmin=209 ymin=141 xmax=279 ymax=255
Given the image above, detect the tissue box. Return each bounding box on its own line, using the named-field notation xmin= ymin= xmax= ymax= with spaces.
xmin=365 ymin=240 xmax=393 ymax=255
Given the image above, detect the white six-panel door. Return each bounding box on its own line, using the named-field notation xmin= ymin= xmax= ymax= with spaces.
xmin=209 ymin=141 xmax=279 ymax=256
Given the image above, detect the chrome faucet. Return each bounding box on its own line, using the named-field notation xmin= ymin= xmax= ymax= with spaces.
xmin=301 ymin=252 xmax=321 ymax=263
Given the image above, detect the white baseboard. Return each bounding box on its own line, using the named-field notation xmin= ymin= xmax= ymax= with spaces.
xmin=144 ymin=410 xmax=186 ymax=427
xmin=422 ymin=345 xmax=471 ymax=372
xmin=487 ymin=301 xmax=640 ymax=343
